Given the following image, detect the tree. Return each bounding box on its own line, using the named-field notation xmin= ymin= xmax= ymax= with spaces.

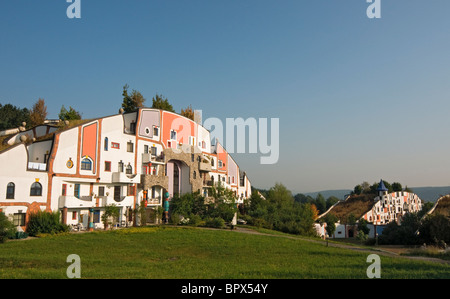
xmin=29 ymin=98 xmax=48 ymax=127
xmin=314 ymin=193 xmax=326 ymax=214
xmin=357 ymin=218 xmax=370 ymax=235
xmin=0 ymin=103 xmax=30 ymax=131
xmin=0 ymin=212 xmax=16 ymax=243
xmin=151 ymin=94 xmax=175 ymax=112
xmin=102 ymin=204 xmax=120 ymax=229
xmin=323 ymin=213 xmax=338 ymax=240
xmin=391 ymin=182 xmax=402 ymax=192
xmin=59 ymin=105 xmax=82 ymax=121
xmin=353 ymin=184 xmax=362 ymax=195
xmin=181 ymin=105 xmax=195 ymax=120
xmin=310 ymin=204 xmax=319 ymax=220
xmin=326 ymin=196 xmax=339 ymax=210
xmin=122 ymin=84 xmax=146 ymax=113
xmin=418 ymin=214 xmax=450 ymax=245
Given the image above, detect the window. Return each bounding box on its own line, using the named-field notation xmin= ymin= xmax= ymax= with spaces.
xmin=151 ymin=186 xmax=156 ymax=199
xmin=62 ymin=184 xmax=67 ymax=196
xmin=170 ymin=130 xmax=177 ymax=140
xmin=144 ymin=145 xmax=149 ymax=154
xmin=114 ymin=186 xmax=121 ymax=201
xmin=127 ymin=185 xmax=136 ymax=196
xmin=6 ymin=182 xmax=15 ymax=199
xmin=191 ymin=154 xmax=195 ymax=162
xmin=127 ymin=141 xmax=134 ymax=153
xmin=193 ymin=171 xmax=197 ymax=179
xmin=118 ymin=161 xmax=124 ymax=172
xmin=81 ymin=158 xmax=92 ymax=171
xmin=111 ymin=142 xmax=120 ymax=149
xmin=13 ymin=213 xmax=26 ymax=226
xmin=202 ymin=141 xmax=206 ymax=149
xmin=126 ymin=164 xmax=133 ymax=175
xmin=104 ymin=137 xmax=109 ymax=151
xmin=74 ymin=184 xmax=80 ymax=199
xmin=104 ymin=161 xmax=111 ymax=172
xmin=153 ymin=126 xmax=159 ymax=137
xmin=98 ymin=186 xmax=105 ymax=197
xmin=72 ymin=211 xmax=77 ymax=220
xmin=151 ymin=146 xmax=157 ymax=156
xmin=130 ymin=121 xmax=136 ymax=133
xmin=218 ymin=160 xmax=223 ymax=168
xmin=93 ymin=210 xmax=100 ymax=223
xmin=30 ymin=182 xmax=42 ymax=196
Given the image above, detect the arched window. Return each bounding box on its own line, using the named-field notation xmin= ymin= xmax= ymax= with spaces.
xmin=30 ymin=182 xmax=42 ymax=196
xmin=193 ymin=171 xmax=197 ymax=179
xmin=81 ymin=157 xmax=92 ymax=170
xmin=6 ymin=182 xmax=15 ymax=199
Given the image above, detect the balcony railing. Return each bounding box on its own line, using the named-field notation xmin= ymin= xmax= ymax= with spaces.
xmin=58 ymin=195 xmax=95 ymax=209
xmin=112 ymin=172 xmax=141 ymax=184
xmin=28 ymin=162 xmax=47 ymax=171
xmin=199 ymin=161 xmax=212 ymax=172
xmin=142 ymin=153 xmax=165 ymax=164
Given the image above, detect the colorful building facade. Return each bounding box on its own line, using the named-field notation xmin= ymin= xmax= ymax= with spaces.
xmin=0 ymin=108 xmax=252 ymax=229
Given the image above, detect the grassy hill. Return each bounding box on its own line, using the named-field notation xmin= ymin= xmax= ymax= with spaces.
xmin=0 ymin=226 xmax=448 ymax=279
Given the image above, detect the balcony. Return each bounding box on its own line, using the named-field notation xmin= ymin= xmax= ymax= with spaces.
xmin=59 ymin=195 xmax=95 ymax=209
xmin=28 ymin=162 xmax=47 ymax=171
xmin=199 ymin=161 xmax=212 ymax=172
xmin=112 ymin=172 xmax=141 ymax=184
xmin=142 ymin=153 xmax=165 ymax=164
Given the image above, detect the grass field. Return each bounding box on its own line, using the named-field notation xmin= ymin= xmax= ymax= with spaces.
xmin=0 ymin=226 xmax=449 ymax=279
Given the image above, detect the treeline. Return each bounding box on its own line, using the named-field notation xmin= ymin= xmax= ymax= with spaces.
xmin=170 ymin=183 xmax=319 ymax=236
xmin=1 ymin=83 xmax=198 ymax=132
xmin=378 ymin=213 xmax=450 ymax=247
xmin=0 ymin=99 xmax=82 ymax=131
xmin=351 ymin=180 xmax=412 ymax=195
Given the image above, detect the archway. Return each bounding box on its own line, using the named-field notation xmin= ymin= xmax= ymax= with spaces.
xmin=166 ymin=159 xmax=191 ymax=198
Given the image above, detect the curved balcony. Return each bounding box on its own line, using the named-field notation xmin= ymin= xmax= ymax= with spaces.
xmin=112 ymin=172 xmax=141 ymax=184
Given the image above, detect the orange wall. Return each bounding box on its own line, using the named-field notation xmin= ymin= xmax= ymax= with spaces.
xmin=162 ymin=112 xmax=196 ymax=148
xmin=82 ymin=123 xmax=97 ymax=162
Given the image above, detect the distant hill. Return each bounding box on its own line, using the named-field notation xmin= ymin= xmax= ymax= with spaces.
xmin=301 ymin=186 xmax=450 ymax=203
xmin=410 ymin=186 xmax=450 ymax=202
xmin=303 ymin=190 xmax=352 ymax=201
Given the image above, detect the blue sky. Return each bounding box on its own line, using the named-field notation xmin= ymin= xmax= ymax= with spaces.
xmin=1 ymin=1 xmax=450 ymax=193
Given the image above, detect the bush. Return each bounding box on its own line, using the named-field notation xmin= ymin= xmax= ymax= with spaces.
xmin=204 ymin=217 xmax=225 ymax=229
xmin=188 ymin=214 xmax=203 ymax=227
xmin=26 ymin=210 xmax=69 ymax=236
xmin=0 ymin=213 xmax=16 ymax=243
xmin=418 ymin=214 xmax=450 ymax=245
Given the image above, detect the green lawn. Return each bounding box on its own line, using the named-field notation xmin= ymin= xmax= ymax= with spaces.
xmin=0 ymin=226 xmax=449 ymax=279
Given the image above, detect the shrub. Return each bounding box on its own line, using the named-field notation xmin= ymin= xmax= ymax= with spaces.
xmin=418 ymin=214 xmax=450 ymax=245
xmin=26 ymin=210 xmax=69 ymax=236
xmin=204 ymin=217 xmax=225 ymax=229
xmin=0 ymin=213 xmax=16 ymax=243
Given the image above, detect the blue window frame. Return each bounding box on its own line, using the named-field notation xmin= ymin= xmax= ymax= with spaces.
xmin=81 ymin=158 xmax=92 ymax=170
